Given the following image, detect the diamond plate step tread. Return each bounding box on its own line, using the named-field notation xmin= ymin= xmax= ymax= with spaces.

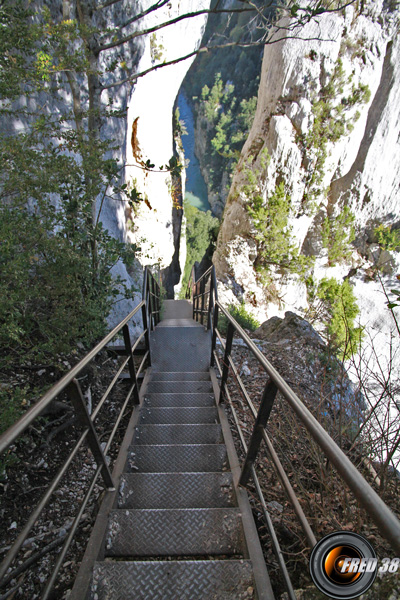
xmin=105 ymin=508 xmax=244 ymax=557
xmin=90 ymin=560 xmax=255 ymax=600
xmin=150 ymin=327 xmax=211 ymax=372
xmin=162 ymin=299 xmax=193 ymax=320
xmin=127 ymin=444 xmax=228 ymax=473
xmin=150 ymin=372 xmax=211 ymax=381
xmin=132 ymin=424 xmax=222 ymax=445
xmin=146 ymin=381 xmax=213 ymax=394
xmin=157 ymin=318 xmax=202 ymax=327
xmin=144 ymin=393 xmax=215 ymax=408
xmin=118 ymin=472 xmax=236 ymax=509
xmin=139 ymin=407 xmax=218 ymax=425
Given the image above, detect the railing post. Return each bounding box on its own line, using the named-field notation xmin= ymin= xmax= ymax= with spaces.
xmin=239 ymin=380 xmax=278 ymax=487
xmin=67 ymin=379 xmax=114 ymax=490
xmin=147 ymin=271 xmax=154 ymax=331
xmin=151 ymin=275 xmax=157 ymax=326
xmin=219 ymin=321 xmax=234 ymax=403
xmin=155 ymin=280 xmax=161 ymax=325
xmin=200 ymin=277 xmax=206 ymax=326
xmin=122 ymin=324 xmax=140 ymax=405
xmin=210 ymin=303 xmax=219 ymax=367
xmin=191 ymin=267 xmax=195 ymax=316
xmin=141 ymin=302 xmax=152 ymax=366
xmin=207 ymin=275 xmax=214 ymax=331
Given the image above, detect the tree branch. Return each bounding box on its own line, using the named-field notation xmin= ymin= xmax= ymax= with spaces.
xmin=100 ymin=29 xmax=329 ymax=91
xmin=97 ymin=6 xmax=259 ymax=53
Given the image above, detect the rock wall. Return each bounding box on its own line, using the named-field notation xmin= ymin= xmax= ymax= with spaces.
xmin=125 ymin=1 xmax=210 ymax=294
xmin=214 ymin=0 xmax=400 ymax=325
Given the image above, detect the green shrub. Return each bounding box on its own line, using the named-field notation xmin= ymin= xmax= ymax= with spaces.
xmin=218 ymin=301 xmax=260 ymax=336
xmin=308 ymin=278 xmax=363 ymax=358
xmin=375 ymin=224 xmax=400 ymax=252
xmin=322 ymin=206 xmax=356 ymax=266
xmin=245 ymin=173 xmax=314 ymax=280
xmin=197 ymin=73 xmax=258 ymax=194
xmin=302 ymin=56 xmax=371 ymax=210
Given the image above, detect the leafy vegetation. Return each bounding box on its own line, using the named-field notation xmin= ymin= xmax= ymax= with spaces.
xmin=322 ymin=206 xmax=356 ymax=265
xmin=180 ymin=202 xmax=220 ymax=296
xmin=217 ymin=302 xmax=260 ymax=336
xmin=243 ymin=152 xmax=314 ymax=280
xmin=300 ymin=57 xmax=371 ymax=210
xmin=375 ymin=224 xmax=400 ymax=252
xmin=195 ymin=72 xmax=258 ymax=195
xmin=0 ymin=2 xmax=143 ymax=425
xmin=307 ymin=277 xmax=363 ymax=358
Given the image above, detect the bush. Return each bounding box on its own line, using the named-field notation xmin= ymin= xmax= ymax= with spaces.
xmin=308 ymin=277 xmax=363 ymax=358
xmin=322 ymin=206 xmax=356 ymax=266
xmin=375 ymin=224 xmax=400 ymax=252
xmin=218 ymin=301 xmax=260 ymax=336
xmin=245 ymin=172 xmax=314 ymax=280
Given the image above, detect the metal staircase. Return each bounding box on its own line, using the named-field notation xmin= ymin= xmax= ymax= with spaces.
xmin=74 ymin=299 xmax=273 ymax=599
xmin=2 ymin=267 xmax=400 ymax=599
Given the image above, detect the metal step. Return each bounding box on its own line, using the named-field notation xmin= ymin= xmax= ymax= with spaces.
xmin=146 ymin=380 xmax=213 ymax=394
xmin=140 ymin=406 xmax=218 ymax=425
xmin=90 ymin=560 xmax=255 ymax=600
xmin=143 ymin=393 xmax=215 ymax=408
xmin=105 ymin=508 xmax=244 ymax=557
xmin=127 ymin=444 xmax=228 ymax=473
xmin=118 ymin=472 xmax=236 ymax=509
xmin=132 ymin=424 xmax=222 ymax=445
xmin=150 ymin=327 xmax=211 ymax=372
xmin=150 ymin=371 xmax=211 ymax=381
xmin=162 ymin=299 xmax=193 ymax=320
xmin=157 ymin=318 xmax=203 ymax=327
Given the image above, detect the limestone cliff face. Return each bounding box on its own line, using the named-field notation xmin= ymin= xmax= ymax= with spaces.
xmin=125 ymin=1 xmax=210 ymax=286
xmin=213 ymin=0 xmax=400 ymax=332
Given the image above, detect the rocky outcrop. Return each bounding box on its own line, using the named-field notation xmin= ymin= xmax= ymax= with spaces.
xmin=255 ymin=311 xmax=325 ymax=348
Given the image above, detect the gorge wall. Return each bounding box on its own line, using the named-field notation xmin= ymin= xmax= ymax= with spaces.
xmin=124 ymin=1 xmax=210 ymax=298
xmin=213 ymin=0 xmax=400 ymax=352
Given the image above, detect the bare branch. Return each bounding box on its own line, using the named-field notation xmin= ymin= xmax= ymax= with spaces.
xmin=94 ymin=0 xmax=123 ymax=11
xmin=97 ymin=6 xmax=259 ymax=53
xmin=100 ymin=29 xmax=329 ymax=91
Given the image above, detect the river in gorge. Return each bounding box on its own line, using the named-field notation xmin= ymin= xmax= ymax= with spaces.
xmin=177 ymin=91 xmax=211 ymax=212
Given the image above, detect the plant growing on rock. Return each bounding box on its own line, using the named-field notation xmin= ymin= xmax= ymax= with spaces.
xmin=306 ymin=277 xmax=363 ymax=358
xmin=322 ymin=206 xmax=356 ymax=266
xmin=375 ymin=224 xmax=400 ymax=252
xmin=244 ymin=155 xmax=314 ymax=280
xmin=302 ymin=56 xmax=371 ymax=210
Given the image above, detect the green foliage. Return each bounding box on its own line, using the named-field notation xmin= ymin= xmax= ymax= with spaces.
xmin=375 ymin=224 xmax=400 ymax=252
xmin=192 ymin=71 xmax=258 ymax=195
xmin=322 ymin=206 xmax=356 ymax=266
xmin=0 ymin=1 xmax=139 ymax=433
xmin=217 ymin=302 xmax=260 ymax=336
xmin=244 ymin=157 xmax=314 ymax=279
xmin=180 ymin=202 xmax=220 ymax=297
xmin=301 ymin=57 xmax=371 ymax=210
xmin=308 ymin=278 xmax=363 ymax=358
xmin=150 ymin=33 xmax=164 ymax=64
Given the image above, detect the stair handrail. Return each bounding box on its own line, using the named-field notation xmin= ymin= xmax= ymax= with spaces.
xmin=0 ymin=266 xmax=160 ymax=598
xmin=189 ymin=265 xmax=400 ymax=557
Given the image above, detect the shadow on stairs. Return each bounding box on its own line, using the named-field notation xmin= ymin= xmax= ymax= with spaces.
xmin=71 ymin=299 xmax=274 ymax=600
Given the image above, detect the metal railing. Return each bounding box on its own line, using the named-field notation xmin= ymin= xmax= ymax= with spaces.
xmin=0 ymin=267 xmax=160 ymax=599
xmin=190 ymin=265 xmax=400 ymax=598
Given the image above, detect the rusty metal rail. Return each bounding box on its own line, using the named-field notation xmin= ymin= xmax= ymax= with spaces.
xmin=190 ymin=265 xmax=400 ymax=595
xmin=0 ymin=266 xmax=160 ymax=598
